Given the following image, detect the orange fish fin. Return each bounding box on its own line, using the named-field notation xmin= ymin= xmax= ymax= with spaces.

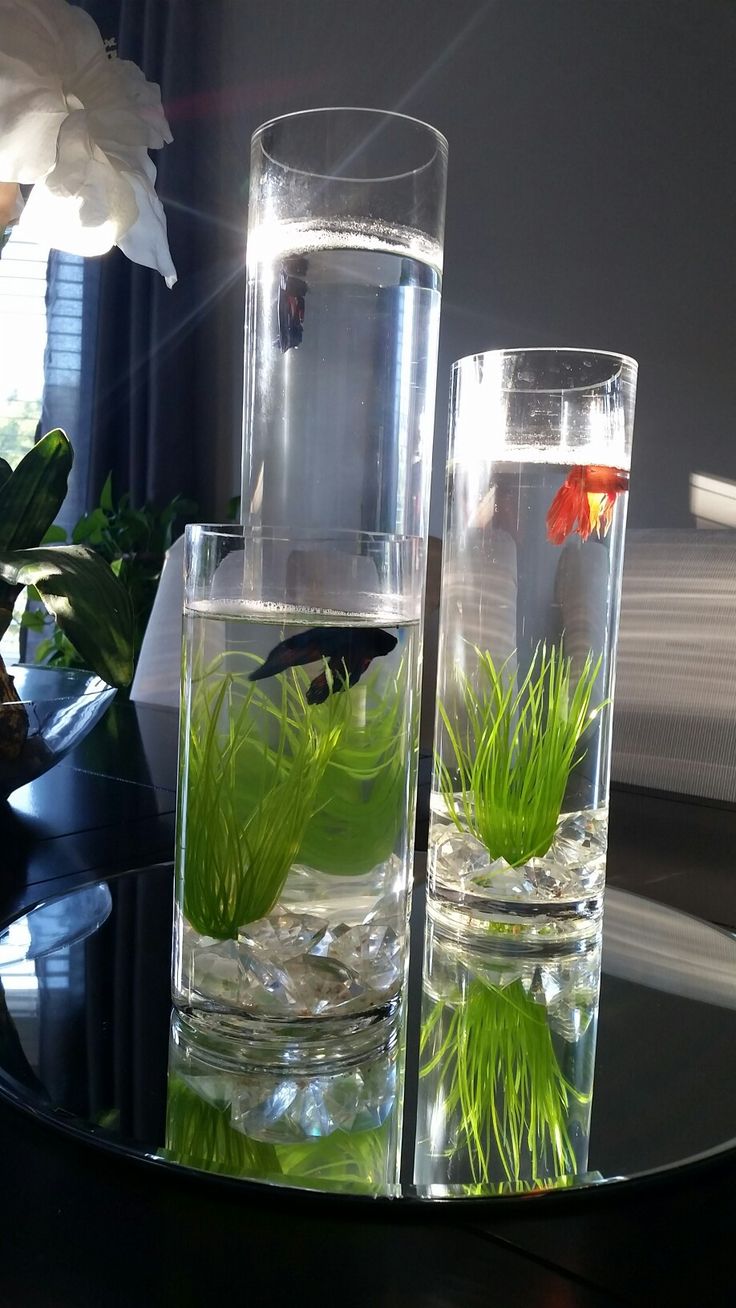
xmin=584 ymin=465 xmax=630 ymax=495
xmin=546 ymin=470 xmax=588 ymax=545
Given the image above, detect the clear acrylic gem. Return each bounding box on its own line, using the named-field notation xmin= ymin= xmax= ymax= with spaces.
xmin=237 ymin=911 xmax=328 ymax=961
xmin=230 ymin=1055 xmax=397 ymax=1142
xmin=177 ymin=1072 xmax=235 ymax=1111
xmin=330 ymin=923 xmax=401 ymax=993
xmin=361 ymin=890 xmax=401 ymax=927
xmin=308 ymin=921 xmax=352 ymax=956
xmin=190 ymin=940 xmax=241 ymax=1001
xmin=237 ymin=951 xmax=363 ymax=1016
xmin=527 ymin=964 xmax=563 ymax=1007
xmin=284 ymin=955 xmax=366 ymax=1015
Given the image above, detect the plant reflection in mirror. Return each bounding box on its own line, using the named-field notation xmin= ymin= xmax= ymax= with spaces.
xmin=436 ymin=643 xmax=606 ymax=867
xmin=163 ymin=1076 xmax=281 ymax=1179
xmin=163 ymin=1007 xmax=400 ymax=1196
xmin=419 ymin=975 xmax=592 ymax=1189
xmin=163 ymin=1075 xmax=396 ymax=1194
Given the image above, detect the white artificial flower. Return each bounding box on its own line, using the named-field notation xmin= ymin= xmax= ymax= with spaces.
xmin=0 ymin=0 xmax=176 ymax=285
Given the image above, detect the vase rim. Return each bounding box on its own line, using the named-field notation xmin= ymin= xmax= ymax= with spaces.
xmin=251 ymin=106 xmax=447 ymax=184
xmin=453 ymin=347 xmax=639 ymax=393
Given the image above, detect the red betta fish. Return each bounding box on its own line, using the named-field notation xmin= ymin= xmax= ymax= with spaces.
xmin=546 ymin=464 xmax=629 ymax=545
xmin=277 ymin=256 xmax=308 ymax=352
xmin=249 ymin=626 xmax=398 ymax=704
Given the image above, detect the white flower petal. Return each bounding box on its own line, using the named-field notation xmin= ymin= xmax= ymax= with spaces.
xmin=117 ymin=161 xmax=177 ymax=287
xmin=48 ymin=111 xmax=138 ymax=228
xmin=18 ymin=180 xmax=117 ymax=255
xmin=82 ymin=58 xmax=173 ymax=153
xmin=0 ymin=86 xmax=66 ymax=180
xmin=0 ymin=0 xmax=175 ymax=280
xmin=19 ymin=112 xmax=138 ymax=256
xmin=0 ymin=0 xmax=108 ymax=180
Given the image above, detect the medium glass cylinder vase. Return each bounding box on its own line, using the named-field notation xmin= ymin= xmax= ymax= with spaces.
xmin=428 ymin=349 xmax=638 ymax=940
xmin=172 ymin=524 xmax=423 ymax=1063
xmin=240 ymin=108 xmax=447 ymax=538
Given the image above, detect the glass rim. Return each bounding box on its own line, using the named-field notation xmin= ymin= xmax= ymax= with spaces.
xmin=251 ymin=106 xmax=448 ymax=184
xmin=185 ymin=523 xmax=424 ymax=547
xmin=453 ymin=347 xmax=639 ymax=394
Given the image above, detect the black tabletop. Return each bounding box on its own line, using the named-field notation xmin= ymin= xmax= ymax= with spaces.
xmin=2 ymin=701 xmax=736 ymax=1307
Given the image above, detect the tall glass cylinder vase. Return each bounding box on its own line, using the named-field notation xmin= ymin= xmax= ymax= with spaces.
xmin=428 ymin=349 xmax=638 ymax=940
xmin=172 ymin=525 xmax=423 ymax=1065
xmin=240 ymin=108 xmax=447 ymax=539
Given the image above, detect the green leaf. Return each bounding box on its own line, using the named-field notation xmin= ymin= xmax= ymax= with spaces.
xmin=0 ymin=429 xmax=72 ymax=551
xmin=99 ymin=472 xmax=114 ymax=513
xmin=0 ymin=546 xmax=135 ymax=687
xmin=20 ymin=608 xmax=47 ymax=631
xmin=72 ymin=507 xmax=108 ymax=544
xmin=0 ymin=459 xmax=12 ymax=492
xmin=40 ymin=524 xmax=68 ymax=545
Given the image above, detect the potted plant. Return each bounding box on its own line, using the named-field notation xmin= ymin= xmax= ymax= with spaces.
xmin=0 ymin=429 xmax=134 ymax=765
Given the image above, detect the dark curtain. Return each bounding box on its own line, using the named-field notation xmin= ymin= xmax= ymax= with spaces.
xmin=57 ymin=0 xmax=246 ymax=519
xmin=41 ymin=250 xmax=101 ymax=534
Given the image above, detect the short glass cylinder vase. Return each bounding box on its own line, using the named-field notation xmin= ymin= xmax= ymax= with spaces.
xmin=172 ymin=524 xmax=424 ymax=1063
xmin=428 ymin=349 xmax=638 ymax=941
xmin=241 ymin=108 xmax=447 ymax=539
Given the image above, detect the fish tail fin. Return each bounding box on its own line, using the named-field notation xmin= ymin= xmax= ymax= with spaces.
xmin=546 ymin=470 xmax=589 ymax=544
xmin=306 ymin=671 xmax=330 ymax=704
xmin=247 ymin=663 xmax=270 ymax=683
xmin=248 ymin=630 xmax=326 ymax=682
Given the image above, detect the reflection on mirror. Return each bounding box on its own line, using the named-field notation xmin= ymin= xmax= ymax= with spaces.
xmin=161 ymin=1010 xmax=403 ymax=1196
xmin=3 ymin=865 xmax=736 ymax=1204
xmin=0 ymin=883 xmax=112 ymax=966
xmin=414 ymin=918 xmax=601 ymax=1196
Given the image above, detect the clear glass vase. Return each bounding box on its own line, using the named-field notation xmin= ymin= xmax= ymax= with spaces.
xmin=172 ymin=524 xmax=423 ymax=1064
xmin=240 ymin=108 xmax=447 ymax=539
xmin=428 ymin=349 xmax=638 ymax=940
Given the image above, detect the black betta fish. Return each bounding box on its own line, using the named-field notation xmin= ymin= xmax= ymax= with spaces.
xmin=277 ymin=256 xmax=308 ymax=352
xmin=249 ymin=626 xmax=398 ymax=704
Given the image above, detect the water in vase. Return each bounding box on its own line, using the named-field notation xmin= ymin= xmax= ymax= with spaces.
xmin=428 ymin=458 xmax=629 ymax=939
xmin=173 ymin=600 xmax=421 ymax=1042
xmin=242 ymin=220 xmax=442 ymax=537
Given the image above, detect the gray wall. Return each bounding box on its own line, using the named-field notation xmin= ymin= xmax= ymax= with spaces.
xmin=176 ymin=0 xmax=736 ymax=531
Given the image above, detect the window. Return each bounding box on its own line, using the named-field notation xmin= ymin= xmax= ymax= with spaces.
xmin=0 ymin=231 xmax=50 ymax=467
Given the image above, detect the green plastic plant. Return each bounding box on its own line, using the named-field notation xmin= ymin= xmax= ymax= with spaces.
xmin=436 ymin=643 xmax=605 ymax=867
xmin=26 ymin=472 xmax=196 ymax=679
xmin=420 ymin=978 xmax=588 ymax=1186
xmin=297 ymin=657 xmax=412 ymax=876
xmin=179 ymin=653 xmax=352 ymax=938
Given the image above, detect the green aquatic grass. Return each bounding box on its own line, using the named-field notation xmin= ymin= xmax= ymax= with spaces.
xmin=163 ymin=1076 xmax=281 ymax=1179
xmin=297 ymin=659 xmax=413 ymax=876
xmin=420 ymin=979 xmax=587 ymax=1186
xmin=276 ymin=1120 xmax=395 ymax=1195
xmin=180 ymin=651 xmax=350 ymax=938
xmin=163 ymin=1076 xmax=394 ymax=1194
xmin=437 ymin=643 xmax=605 ymax=867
